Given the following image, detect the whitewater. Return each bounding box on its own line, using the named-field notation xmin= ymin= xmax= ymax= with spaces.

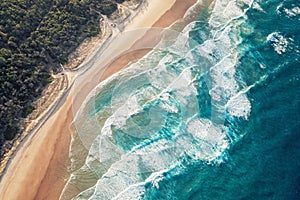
xmin=60 ymin=0 xmax=300 ymax=199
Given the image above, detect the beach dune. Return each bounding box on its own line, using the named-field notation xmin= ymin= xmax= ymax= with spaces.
xmin=0 ymin=0 xmax=198 ymax=199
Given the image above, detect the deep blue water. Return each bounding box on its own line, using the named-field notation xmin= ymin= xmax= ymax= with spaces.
xmin=61 ymin=0 xmax=300 ymax=199
xmin=142 ymin=1 xmax=300 ymax=199
xmin=145 ymin=1 xmax=300 ymax=200
xmin=143 ymin=58 xmax=300 ymax=200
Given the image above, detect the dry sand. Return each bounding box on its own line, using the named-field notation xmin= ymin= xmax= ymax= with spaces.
xmin=0 ymin=0 xmax=198 ymax=199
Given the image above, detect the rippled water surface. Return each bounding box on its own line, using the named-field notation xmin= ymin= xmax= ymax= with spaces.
xmin=60 ymin=0 xmax=300 ymax=199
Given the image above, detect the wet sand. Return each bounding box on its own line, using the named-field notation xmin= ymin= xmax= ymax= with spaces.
xmin=0 ymin=0 xmax=198 ymax=199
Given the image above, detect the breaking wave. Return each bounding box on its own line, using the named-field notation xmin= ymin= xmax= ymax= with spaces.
xmin=59 ymin=0 xmax=299 ymax=199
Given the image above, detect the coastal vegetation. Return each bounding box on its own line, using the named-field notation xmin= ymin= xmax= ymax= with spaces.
xmin=0 ymin=0 xmax=126 ymax=157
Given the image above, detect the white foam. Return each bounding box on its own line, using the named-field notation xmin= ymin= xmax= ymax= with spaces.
xmin=86 ymin=116 xmax=232 ymax=198
xmin=112 ymin=184 xmax=145 ymax=200
xmin=158 ymin=93 xmax=179 ymax=113
xmin=284 ymin=7 xmax=300 ymax=17
xmin=111 ymin=168 xmax=172 ymax=200
xmin=277 ymin=4 xmax=300 ymax=18
xmin=76 ymin=186 xmax=96 ymax=200
xmin=210 ymin=56 xmax=238 ymax=89
xmin=186 ymin=117 xmax=229 ymax=163
xmin=62 ymin=0 xmax=258 ymax=198
xmin=253 ymin=2 xmax=265 ymax=12
xmin=226 ymin=93 xmax=251 ymax=120
xmin=80 ymin=115 xmax=231 ymax=199
xmin=209 ymin=0 xmax=254 ymax=28
xmin=86 ymin=138 xmax=180 ymax=199
xmin=267 ymin=32 xmax=288 ymax=54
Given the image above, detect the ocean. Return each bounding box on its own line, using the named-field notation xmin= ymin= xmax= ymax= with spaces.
xmin=60 ymin=0 xmax=300 ymax=199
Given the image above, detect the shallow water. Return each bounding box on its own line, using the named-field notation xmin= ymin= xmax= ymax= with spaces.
xmin=61 ymin=0 xmax=300 ymax=199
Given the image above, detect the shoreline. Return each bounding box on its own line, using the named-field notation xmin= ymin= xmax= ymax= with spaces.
xmin=0 ymin=0 xmax=146 ymax=182
xmin=0 ymin=0 xmax=199 ymax=199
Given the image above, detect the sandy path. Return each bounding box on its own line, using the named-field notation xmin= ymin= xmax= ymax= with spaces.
xmin=0 ymin=0 xmax=198 ymax=199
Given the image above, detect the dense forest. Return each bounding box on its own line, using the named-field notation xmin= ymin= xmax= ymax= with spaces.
xmin=0 ymin=0 xmax=127 ymax=157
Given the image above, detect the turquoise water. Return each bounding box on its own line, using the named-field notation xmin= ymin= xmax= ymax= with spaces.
xmin=61 ymin=0 xmax=300 ymax=199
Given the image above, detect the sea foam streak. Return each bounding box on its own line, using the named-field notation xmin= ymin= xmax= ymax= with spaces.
xmin=60 ymin=1 xmax=257 ymax=199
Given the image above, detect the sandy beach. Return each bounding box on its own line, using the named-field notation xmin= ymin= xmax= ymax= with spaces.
xmin=0 ymin=0 xmax=198 ymax=199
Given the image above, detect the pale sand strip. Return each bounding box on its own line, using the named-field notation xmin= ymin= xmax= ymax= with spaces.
xmin=0 ymin=0 xmax=198 ymax=199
